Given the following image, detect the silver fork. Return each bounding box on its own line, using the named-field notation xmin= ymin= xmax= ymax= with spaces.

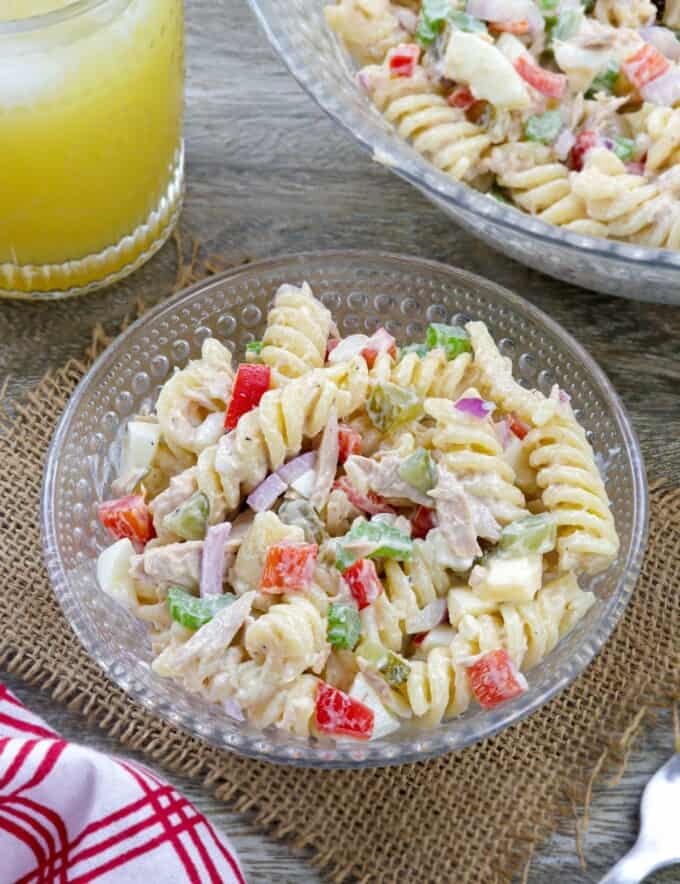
xmin=600 ymin=755 xmax=680 ymax=883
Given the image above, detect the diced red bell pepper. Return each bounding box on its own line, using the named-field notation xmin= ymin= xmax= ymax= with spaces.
xmin=333 ymin=477 xmax=395 ymax=516
xmin=326 ymin=338 xmax=340 ymax=360
xmin=342 ymin=558 xmax=384 ymax=610
xmin=260 ymin=541 xmax=318 ymax=594
xmin=569 ymin=130 xmax=600 ymax=172
xmin=387 ymin=43 xmax=420 ymax=78
xmin=490 ymin=19 xmax=530 ymax=34
xmin=447 ymin=85 xmax=476 ymax=110
xmin=338 ymin=425 xmax=362 ymax=463
xmin=508 ymin=413 xmax=530 ymax=441
xmin=361 ymin=327 xmax=397 ymax=369
xmin=98 ymin=494 xmax=155 ymax=544
xmin=315 ymin=682 xmax=374 ymax=739
xmin=411 ymin=505 xmax=435 ymax=540
xmin=623 ymin=43 xmax=669 ymax=90
xmin=224 ymin=364 xmax=271 ymax=432
xmin=466 ymin=648 xmax=528 ymax=710
xmin=514 ymin=55 xmax=567 ymax=99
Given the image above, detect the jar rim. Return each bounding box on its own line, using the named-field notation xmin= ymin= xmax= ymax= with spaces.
xmin=0 ymin=0 xmax=112 ymax=34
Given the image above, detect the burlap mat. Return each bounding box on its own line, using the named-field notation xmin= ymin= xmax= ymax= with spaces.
xmin=1 ymin=284 xmax=678 ymax=883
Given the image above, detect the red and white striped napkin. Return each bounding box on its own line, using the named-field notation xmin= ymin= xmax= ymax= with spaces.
xmin=0 ymin=684 xmax=245 ymax=883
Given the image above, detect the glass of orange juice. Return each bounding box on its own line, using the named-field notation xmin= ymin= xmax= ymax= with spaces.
xmin=0 ymin=0 xmax=184 ymax=299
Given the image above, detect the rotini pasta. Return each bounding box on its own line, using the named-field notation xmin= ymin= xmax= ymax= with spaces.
xmin=522 ymin=402 xmax=620 ymax=574
xmin=489 ymin=143 xmax=606 ymax=236
xmin=571 ymin=148 xmax=680 ymax=248
xmin=466 ymin=321 xmax=557 ymax=427
xmin=406 ymin=642 xmax=474 ymax=726
xmin=259 ymin=282 xmax=333 ymax=386
xmin=362 ymin=63 xmax=492 ymax=182
xmin=97 ymin=287 xmax=618 ymax=741
xmin=156 ymin=338 xmax=234 ymax=459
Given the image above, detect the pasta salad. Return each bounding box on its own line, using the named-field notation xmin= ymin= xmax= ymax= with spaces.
xmin=96 ymin=283 xmax=619 ymax=741
xmin=325 ymin=0 xmax=680 ymax=249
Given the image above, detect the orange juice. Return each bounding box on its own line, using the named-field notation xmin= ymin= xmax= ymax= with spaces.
xmin=0 ymin=0 xmax=184 ymax=298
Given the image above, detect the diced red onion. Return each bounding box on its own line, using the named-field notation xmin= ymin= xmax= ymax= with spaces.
xmin=310 ymin=409 xmax=339 ymax=512
xmin=640 ymin=68 xmax=680 ymax=105
xmin=327 ymin=334 xmax=369 ymax=364
xmin=276 ymin=451 xmax=316 ymax=484
xmin=639 ymin=26 xmax=680 ymax=62
xmin=625 ymin=161 xmax=646 ymax=175
xmin=558 ymin=388 xmax=571 ymax=403
xmin=200 ymin=522 xmax=232 ymax=597
xmin=246 ymin=473 xmax=287 ymax=512
xmin=405 ymin=598 xmax=448 ymax=634
xmin=455 ymin=397 xmax=496 ymax=420
xmin=223 ymin=698 xmax=245 ymax=721
xmin=495 ymin=419 xmax=512 ymax=449
xmin=554 ymin=128 xmax=576 ymax=161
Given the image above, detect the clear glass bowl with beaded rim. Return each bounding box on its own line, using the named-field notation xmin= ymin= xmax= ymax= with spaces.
xmin=245 ymin=0 xmax=680 ymax=304
xmin=42 ymin=251 xmax=648 ymax=768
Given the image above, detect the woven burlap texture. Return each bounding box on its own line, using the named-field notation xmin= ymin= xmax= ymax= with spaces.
xmin=1 ymin=354 xmax=678 ymax=884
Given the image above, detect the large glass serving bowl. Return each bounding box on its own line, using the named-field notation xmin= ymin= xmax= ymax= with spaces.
xmin=42 ymin=252 xmax=648 ymax=767
xmin=246 ymin=0 xmax=680 ymax=303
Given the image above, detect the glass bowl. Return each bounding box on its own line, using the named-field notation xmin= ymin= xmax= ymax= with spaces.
xmin=246 ymin=0 xmax=680 ymax=303
xmin=42 ymin=251 xmax=648 ymax=767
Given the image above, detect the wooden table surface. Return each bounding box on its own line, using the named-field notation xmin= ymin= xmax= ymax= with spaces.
xmin=1 ymin=1 xmax=679 ymax=881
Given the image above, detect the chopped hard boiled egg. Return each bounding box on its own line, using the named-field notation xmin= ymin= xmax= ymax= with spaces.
xmin=120 ymin=419 xmax=161 ymax=479
xmin=444 ymin=31 xmax=531 ymax=109
xmin=96 ymin=538 xmax=137 ymax=609
xmin=469 ymin=552 xmax=543 ymax=603
xmin=349 ymin=673 xmax=400 ymax=739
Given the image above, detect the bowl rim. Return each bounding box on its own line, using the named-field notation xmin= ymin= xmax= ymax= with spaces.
xmin=42 ymin=249 xmax=649 ymax=767
xmin=245 ymin=0 xmax=680 ymax=274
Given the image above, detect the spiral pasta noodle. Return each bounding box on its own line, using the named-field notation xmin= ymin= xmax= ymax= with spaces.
xmin=365 ymin=65 xmax=491 ymax=182
xmin=261 ymin=282 xmax=333 ymax=386
xmin=523 ymin=409 xmax=619 ymax=575
xmin=245 ymin=595 xmax=330 ymax=678
xmin=389 ymin=349 xmax=472 ymax=400
xmin=466 ymin=320 xmax=558 ymax=427
xmin=572 ymin=149 xmax=680 ymax=248
xmin=406 ymin=642 xmax=474 ymax=726
xmin=360 ymin=591 xmax=403 ymax=651
xmin=632 ymin=105 xmax=680 ymax=175
xmin=490 ymin=144 xmax=606 ymax=236
xmin=155 ymin=338 xmax=234 ymax=459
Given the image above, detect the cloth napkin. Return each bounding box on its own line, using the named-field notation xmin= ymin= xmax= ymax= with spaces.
xmin=0 ymin=684 xmax=245 ymax=883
